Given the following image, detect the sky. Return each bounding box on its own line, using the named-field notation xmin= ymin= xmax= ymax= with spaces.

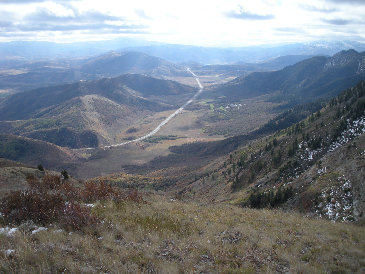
xmin=0 ymin=0 xmax=365 ymax=46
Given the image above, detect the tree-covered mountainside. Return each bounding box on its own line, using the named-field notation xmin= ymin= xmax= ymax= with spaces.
xmin=208 ymin=50 xmax=365 ymax=104
xmin=174 ymin=81 xmax=365 ymax=222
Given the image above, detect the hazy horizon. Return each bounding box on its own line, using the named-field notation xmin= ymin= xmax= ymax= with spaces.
xmin=0 ymin=0 xmax=365 ymax=47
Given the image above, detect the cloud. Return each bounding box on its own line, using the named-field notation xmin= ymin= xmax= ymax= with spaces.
xmin=25 ymin=7 xmax=122 ymax=23
xmin=300 ymin=4 xmax=337 ymax=13
xmin=0 ymin=21 xmax=13 ymax=27
xmin=135 ymin=9 xmax=151 ymax=20
xmin=3 ymin=23 xmax=146 ymax=32
xmin=225 ymin=6 xmax=274 ymax=20
xmin=0 ymin=0 xmax=80 ymax=3
xmin=325 ymin=0 xmax=365 ymax=4
xmin=322 ymin=18 xmax=351 ymax=25
xmin=0 ymin=5 xmax=148 ymax=35
xmin=274 ymin=27 xmax=306 ymax=34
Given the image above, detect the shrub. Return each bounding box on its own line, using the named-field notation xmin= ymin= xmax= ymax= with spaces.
xmin=61 ymin=169 xmax=69 ymax=180
xmin=0 ymin=190 xmax=64 ymax=225
xmin=58 ymin=181 xmax=80 ymax=201
xmin=59 ymin=202 xmax=98 ymax=231
xmin=28 ymin=174 xmax=62 ymax=192
xmin=1 ymin=177 xmax=145 ymax=231
xmin=81 ymin=181 xmax=120 ymax=202
xmin=37 ymin=164 xmax=44 ymax=171
xmin=125 ymin=189 xmax=145 ymax=204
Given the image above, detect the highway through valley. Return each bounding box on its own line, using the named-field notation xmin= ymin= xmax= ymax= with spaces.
xmin=83 ymin=68 xmax=204 ymax=150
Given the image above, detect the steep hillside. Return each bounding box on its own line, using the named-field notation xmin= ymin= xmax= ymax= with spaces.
xmin=208 ymin=50 xmax=365 ymax=104
xmin=176 ymin=81 xmax=365 ymax=222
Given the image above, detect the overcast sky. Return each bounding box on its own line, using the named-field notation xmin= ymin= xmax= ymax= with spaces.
xmin=0 ymin=0 xmax=365 ymax=46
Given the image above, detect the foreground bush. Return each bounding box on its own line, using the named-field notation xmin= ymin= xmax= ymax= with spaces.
xmin=0 ymin=174 xmax=144 ymax=231
xmin=81 ymin=181 xmax=120 ymax=202
xmin=27 ymin=174 xmax=62 ymax=192
xmin=0 ymin=190 xmax=64 ymax=225
xmin=60 ymin=202 xmax=98 ymax=231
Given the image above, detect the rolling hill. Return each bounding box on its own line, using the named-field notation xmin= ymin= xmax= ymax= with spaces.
xmin=0 ymin=134 xmax=78 ymax=170
xmin=0 ymin=74 xmax=196 ymax=147
xmin=80 ymin=51 xmax=190 ymax=77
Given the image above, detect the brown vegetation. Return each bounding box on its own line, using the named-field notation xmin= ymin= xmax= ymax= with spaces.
xmin=1 ymin=195 xmax=364 ymax=273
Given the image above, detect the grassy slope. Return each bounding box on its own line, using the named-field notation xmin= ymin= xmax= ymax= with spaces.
xmin=0 ymin=158 xmax=41 ymax=198
xmin=1 ymin=196 xmax=364 ymax=273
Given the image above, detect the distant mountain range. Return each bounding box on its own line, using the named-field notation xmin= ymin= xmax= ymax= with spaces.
xmin=1 ymin=39 xmax=365 ymax=65
xmin=190 ymin=55 xmax=314 ymax=78
xmin=0 ymin=51 xmax=189 ymax=93
xmin=207 ymin=49 xmax=365 ymax=104
xmin=2 ymin=41 xmax=365 ymax=94
xmin=125 ymin=40 xmax=365 ymax=64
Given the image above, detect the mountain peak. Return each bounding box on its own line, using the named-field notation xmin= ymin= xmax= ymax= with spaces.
xmin=334 ymin=48 xmax=359 ymax=57
xmin=324 ymin=49 xmax=364 ymax=71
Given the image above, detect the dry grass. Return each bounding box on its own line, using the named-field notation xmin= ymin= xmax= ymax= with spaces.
xmin=1 ymin=195 xmax=364 ymax=273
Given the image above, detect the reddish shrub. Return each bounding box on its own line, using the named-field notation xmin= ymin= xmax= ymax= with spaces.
xmin=26 ymin=174 xmax=38 ymax=187
xmin=0 ymin=190 xmax=64 ymax=225
xmin=1 ymin=177 xmax=145 ymax=231
xmin=81 ymin=181 xmax=120 ymax=202
xmin=42 ymin=174 xmax=62 ymax=190
xmin=58 ymin=182 xmax=80 ymax=201
xmin=126 ymin=189 xmax=145 ymax=204
xmin=59 ymin=202 xmax=98 ymax=231
xmin=80 ymin=181 xmax=145 ymax=204
xmin=27 ymin=174 xmax=62 ymax=192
